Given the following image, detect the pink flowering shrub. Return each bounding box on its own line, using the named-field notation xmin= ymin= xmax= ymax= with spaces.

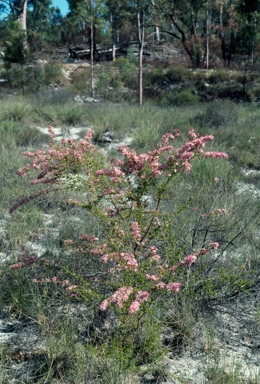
xmin=10 ymin=126 xmax=228 ymax=314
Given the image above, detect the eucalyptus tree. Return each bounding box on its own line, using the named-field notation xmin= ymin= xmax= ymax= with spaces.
xmin=234 ymin=0 xmax=260 ymax=61
xmin=26 ymin=1 xmax=65 ymax=49
xmin=150 ymin=0 xmax=209 ymax=67
xmin=105 ymin=0 xmax=131 ymax=60
xmin=0 ymin=0 xmax=28 ymax=30
xmin=68 ymin=0 xmax=107 ymax=97
xmin=0 ymin=0 xmax=28 ymax=67
xmin=0 ymin=0 xmax=63 ymax=56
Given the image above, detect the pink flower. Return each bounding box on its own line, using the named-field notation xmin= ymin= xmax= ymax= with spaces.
xmin=64 ymin=239 xmax=73 ymax=246
xmin=101 ymin=253 xmax=110 ymax=263
xmin=135 ymin=291 xmax=150 ymax=302
xmin=121 ymin=253 xmax=138 ymax=271
xmin=146 ymin=274 xmax=159 ymax=281
xmin=204 ymin=151 xmax=228 ymax=159
xmin=166 ymin=282 xmax=182 ymax=293
xmin=100 ymin=299 xmax=109 ymax=311
xmin=129 ymin=300 xmax=141 ymax=314
xmin=184 ymin=255 xmax=197 ymax=267
xmin=155 ymin=282 xmax=166 ymax=289
xmin=150 ymin=254 xmax=161 ymax=261
xmin=132 ymin=222 xmax=141 ymax=244
xmin=66 ymin=285 xmax=78 ymax=291
xmin=128 ymin=291 xmax=150 ymax=314
xmin=47 ymin=125 xmax=56 ymax=138
xmin=214 ymin=177 xmax=220 ymax=183
xmin=10 ymin=262 xmax=24 ymax=270
xmin=109 ymin=286 xmax=133 ymax=308
xmin=210 ymin=242 xmax=219 ymax=250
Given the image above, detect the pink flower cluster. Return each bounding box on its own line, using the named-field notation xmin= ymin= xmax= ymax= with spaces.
xmin=100 ymin=286 xmax=133 ymax=310
xmin=10 ymin=252 xmax=37 ymax=270
xmin=129 ymin=291 xmax=150 ymax=314
xmin=145 ymin=246 xmax=161 ymax=261
xmin=204 ymin=151 xmax=229 ymax=159
xmin=132 ymin=221 xmax=142 ymax=244
xmin=100 ymin=252 xmax=138 ymax=271
xmin=11 ymin=129 xmax=96 ymax=213
xmin=96 ymin=166 xmax=125 ymax=183
xmin=100 ymin=288 xmax=150 ymax=314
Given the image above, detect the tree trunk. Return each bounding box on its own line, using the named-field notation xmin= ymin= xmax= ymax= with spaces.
xmin=90 ymin=18 xmax=94 ymax=97
xmin=137 ymin=8 xmax=145 ymax=107
xmin=111 ymin=14 xmax=116 ymax=61
xmin=17 ymin=0 xmax=28 ymax=59
xmin=154 ymin=26 xmax=160 ymax=42
xmin=17 ymin=0 xmax=27 ymax=32
xmin=151 ymin=0 xmax=160 ymax=42
xmin=206 ymin=4 xmax=210 ymax=69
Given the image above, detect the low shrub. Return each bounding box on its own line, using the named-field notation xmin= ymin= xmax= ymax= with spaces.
xmin=70 ymin=65 xmax=91 ymax=93
xmin=207 ymin=69 xmax=231 ymax=84
xmin=9 ymin=127 xmax=229 ymax=316
xmin=3 ymin=61 xmax=66 ymax=94
xmin=192 ymin=100 xmax=239 ymax=128
xmin=163 ymin=89 xmax=199 ymax=106
xmin=42 ymin=62 xmax=65 ymax=86
xmin=114 ymin=57 xmax=138 ymax=89
xmin=144 ymin=67 xmax=166 ymax=90
xmin=31 ymin=88 xmax=76 ymax=107
xmin=166 ymin=65 xmax=191 ymax=84
xmin=248 ymin=85 xmax=260 ymax=102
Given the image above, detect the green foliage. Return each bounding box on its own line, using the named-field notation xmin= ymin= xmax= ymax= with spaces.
xmin=144 ymin=67 xmax=165 ymax=89
xmin=6 ymin=65 xmax=36 ymax=93
xmin=1 ymin=122 xmax=49 ymax=147
xmin=207 ymin=70 xmax=231 ymax=84
xmin=248 ymin=85 xmax=260 ymax=102
xmin=115 ymin=57 xmax=138 ymax=88
xmin=32 ymin=88 xmax=76 ymax=107
xmin=55 ymin=104 xmax=87 ymax=126
xmin=70 ymin=65 xmax=91 ymax=93
xmin=96 ymin=66 xmax=124 ymax=101
xmin=3 ymin=102 xmax=33 ymax=122
xmin=192 ymin=100 xmax=239 ymax=128
xmin=166 ymin=65 xmax=191 ymax=84
xmin=163 ymin=89 xmax=199 ymax=106
xmin=204 ymin=362 xmax=259 ymax=383
xmin=3 ymin=61 xmax=65 ymax=94
xmin=41 ymin=62 xmax=65 ymax=85
xmin=126 ymin=45 xmax=138 ymax=66
xmin=4 ymin=21 xmax=28 ymax=67
xmin=160 ymin=295 xmax=196 ymax=352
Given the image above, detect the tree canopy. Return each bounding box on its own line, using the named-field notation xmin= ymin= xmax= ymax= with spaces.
xmin=0 ymin=0 xmax=258 ymax=67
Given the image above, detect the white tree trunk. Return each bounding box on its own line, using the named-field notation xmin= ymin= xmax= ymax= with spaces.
xmin=138 ymin=8 xmax=144 ymax=107
xmin=18 ymin=0 xmax=27 ymax=32
xmin=90 ymin=18 xmax=94 ymax=97
xmin=206 ymin=5 xmax=210 ymax=69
